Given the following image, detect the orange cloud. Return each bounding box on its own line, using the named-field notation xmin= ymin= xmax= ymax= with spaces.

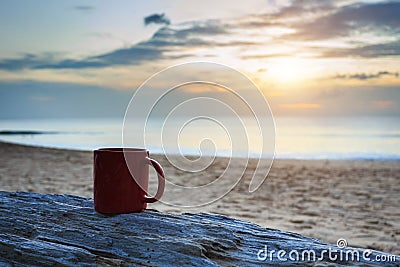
xmin=372 ymin=100 xmax=394 ymax=109
xmin=280 ymin=103 xmax=321 ymax=109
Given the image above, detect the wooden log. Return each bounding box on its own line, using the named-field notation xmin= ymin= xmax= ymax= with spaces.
xmin=0 ymin=191 xmax=398 ymax=266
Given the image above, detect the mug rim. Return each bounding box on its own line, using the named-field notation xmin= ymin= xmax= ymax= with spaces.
xmin=95 ymin=147 xmax=147 ymax=153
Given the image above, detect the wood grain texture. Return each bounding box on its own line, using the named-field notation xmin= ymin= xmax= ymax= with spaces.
xmin=0 ymin=191 xmax=398 ymax=266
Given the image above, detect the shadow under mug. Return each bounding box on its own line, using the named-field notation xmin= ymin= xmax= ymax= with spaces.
xmin=93 ymin=148 xmax=165 ymax=213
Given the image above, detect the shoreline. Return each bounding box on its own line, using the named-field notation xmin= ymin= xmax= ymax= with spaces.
xmin=0 ymin=140 xmax=399 ymax=255
xmin=1 ymin=139 xmax=399 ymax=162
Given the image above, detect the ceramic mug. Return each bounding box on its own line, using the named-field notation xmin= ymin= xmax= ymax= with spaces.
xmin=93 ymin=148 xmax=165 ymax=213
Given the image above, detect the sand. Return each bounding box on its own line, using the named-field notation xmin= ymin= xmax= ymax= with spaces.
xmin=0 ymin=141 xmax=398 ymax=255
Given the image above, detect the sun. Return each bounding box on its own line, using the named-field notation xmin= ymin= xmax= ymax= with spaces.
xmin=265 ymin=57 xmax=316 ymax=84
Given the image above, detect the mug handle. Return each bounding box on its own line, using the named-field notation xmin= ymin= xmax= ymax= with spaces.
xmin=143 ymin=157 xmax=165 ymax=203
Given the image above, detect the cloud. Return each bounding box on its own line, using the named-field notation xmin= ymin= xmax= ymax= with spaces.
xmin=275 ymin=85 xmax=400 ymax=116
xmin=39 ymin=21 xmax=227 ymax=69
xmin=74 ymin=5 xmax=95 ymax=12
xmin=242 ymin=1 xmax=400 ymax=59
xmin=38 ymin=46 xmax=165 ymax=69
xmin=225 ymin=1 xmax=400 ymax=60
xmin=334 ymin=71 xmax=399 ymax=80
xmin=280 ymin=103 xmax=321 ymax=109
xmin=0 ymin=38 xmax=174 ymax=70
xmin=241 ymin=53 xmax=292 ymax=60
xmin=372 ymin=100 xmax=394 ymax=109
xmin=151 ymin=20 xmax=227 ymax=40
xmin=0 ymin=20 xmax=228 ymax=70
xmin=239 ymin=0 xmax=335 ymax=28
xmin=31 ymin=96 xmax=52 ymax=102
xmin=286 ymin=1 xmax=400 ymax=40
xmin=0 ymin=53 xmax=57 ymax=71
xmin=144 ymin=13 xmax=170 ymax=26
xmin=273 ymin=0 xmax=335 ymax=21
xmin=322 ymin=40 xmax=400 ymax=58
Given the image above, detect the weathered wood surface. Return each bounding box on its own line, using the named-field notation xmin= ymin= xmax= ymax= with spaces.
xmin=0 ymin=191 xmax=398 ymax=266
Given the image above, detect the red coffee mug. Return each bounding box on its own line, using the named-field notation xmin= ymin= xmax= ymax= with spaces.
xmin=93 ymin=148 xmax=165 ymax=213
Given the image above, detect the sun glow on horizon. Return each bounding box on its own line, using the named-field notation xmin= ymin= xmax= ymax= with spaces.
xmin=262 ymin=57 xmax=322 ymax=85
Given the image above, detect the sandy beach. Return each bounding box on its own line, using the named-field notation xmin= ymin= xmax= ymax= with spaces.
xmin=0 ymin=141 xmax=398 ymax=255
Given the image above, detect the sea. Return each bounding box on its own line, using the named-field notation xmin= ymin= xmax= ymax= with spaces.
xmin=0 ymin=116 xmax=399 ymax=160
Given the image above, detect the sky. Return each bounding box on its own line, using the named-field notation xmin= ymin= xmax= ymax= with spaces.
xmin=0 ymin=0 xmax=399 ymax=119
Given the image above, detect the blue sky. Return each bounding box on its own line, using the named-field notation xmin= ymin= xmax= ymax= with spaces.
xmin=0 ymin=0 xmax=399 ymax=118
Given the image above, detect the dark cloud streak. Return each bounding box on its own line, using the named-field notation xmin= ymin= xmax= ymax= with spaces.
xmin=144 ymin=13 xmax=170 ymax=26
xmin=74 ymin=5 xmax=95 ymax=12
xmin=334 ymin=71 xmax=399 ymax=80
xmin=0 ymin=54 xmax=56 ymax=71
xmin=37 ymin=46 xmax=165 ymax=69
